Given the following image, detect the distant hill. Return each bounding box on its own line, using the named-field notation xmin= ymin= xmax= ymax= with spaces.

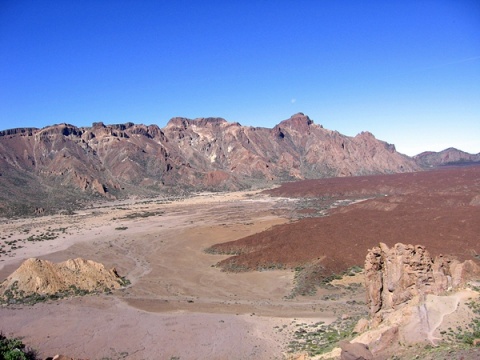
xmin=414 ymin=147 xmax=480 ymax=168
xmin=0 ymin=113 xmax=419 ymax=216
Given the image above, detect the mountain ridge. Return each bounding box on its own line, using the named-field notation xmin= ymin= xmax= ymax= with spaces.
xmin=414 ymin=147 xmax=480 ymax=168
xmin=1 ymin=113 xmax=419 ymax=216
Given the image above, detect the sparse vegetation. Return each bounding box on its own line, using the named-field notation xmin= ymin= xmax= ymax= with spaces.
xmin=203 ymin=246 xmax=241 ymax=256
xmin=0 ymin=228 xmax=70 ymax=258
xmin=119 ymin=276 xmax=131 ymax=287
xmin=257 ymin=262 xmax=285 ymax=271
xmin=284 ymin=316 xmax=361 ymax=356
xmin=0 ymin=332 xmax=38 ymax=360
xmin=119 ymin=210 xmax=164 ymax=219
xmin=1 ymin=275 xmax=131 ymax=306
xmin=25 ymin=232 xmax=58 ymax=241
xmin=287 ymin=263 xmax=330 ymax=298
xmin=287 ymin=264 xmax=364 ymax=298
xmin=0 ymin=281 xmax=90 ymax=305
xmin=438 ymin=291 xmax=480 ymax=346
xmin=215 ymin=260 xmax=249 ymax=272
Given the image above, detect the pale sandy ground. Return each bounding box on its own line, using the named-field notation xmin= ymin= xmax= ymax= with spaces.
xmin=0 ymin=191 xmax=357 ymax=360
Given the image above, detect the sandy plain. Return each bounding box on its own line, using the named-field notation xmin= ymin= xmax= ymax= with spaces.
xmin=0 ymin=191 xmax=363 ymax=360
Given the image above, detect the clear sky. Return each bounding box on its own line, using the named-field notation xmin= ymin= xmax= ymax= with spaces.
xmin=1 ymin=0 xmax=479 ymax=156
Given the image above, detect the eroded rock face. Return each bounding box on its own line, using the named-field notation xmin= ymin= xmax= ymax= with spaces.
xmin=365 ymin=243 xmax=480 ymax=316
xmin=0 ymin=258 xmax=126 ymax=302
xmin=329 ymin=244 xmax=480 ymax=359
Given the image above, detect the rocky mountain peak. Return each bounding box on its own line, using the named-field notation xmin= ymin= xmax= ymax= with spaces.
xmin=36 ymin=123 xmax=82 ymax=138
xmin=356 ymin=131 xmax=375 ymax=138
xmin=165 ymin=117 xmax=190 ymax=129
xmin=276 ymin=113 xmax=316 ymax=131
xmin=191 ymin=117 xmax=228 ymax=126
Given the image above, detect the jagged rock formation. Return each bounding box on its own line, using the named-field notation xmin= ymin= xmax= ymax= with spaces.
xmin=0 ymin=113 xmax=419 ymax=216
xmin=0 ymin=258 xmax=125 ymax=302
xmin=322 ymin=244 xmax=480 ymax=359
xmin=414 ymin=147 xmax=480 ymax=168
xmin=364 ymin=242 xmax=480 ymax=317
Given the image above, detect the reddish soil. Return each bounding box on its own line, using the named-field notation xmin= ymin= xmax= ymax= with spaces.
xmin=211 ymin=165 xmax=480 ymax=275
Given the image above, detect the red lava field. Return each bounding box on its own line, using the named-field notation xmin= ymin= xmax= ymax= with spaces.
xmin=210 ymin=165 xmax=480 ymax=276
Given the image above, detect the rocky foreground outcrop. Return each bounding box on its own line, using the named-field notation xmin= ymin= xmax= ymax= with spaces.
xmin=331 ymin=243 xmax=480 ymax=359
xmin=364 ymin=242 xmax=480 ymax=319
xmin=0 ymin=113 xmax=419 ymax=216
xmin=0 ymin=258 xmax=126 ymax=303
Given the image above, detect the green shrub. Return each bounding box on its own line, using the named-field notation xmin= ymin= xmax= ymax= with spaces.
xmin=0 ymin=332 xmax=37 ymax=360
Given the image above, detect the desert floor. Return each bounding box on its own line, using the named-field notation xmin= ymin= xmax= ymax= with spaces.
xmin=0 ymin=191 xmax=366 ymax=360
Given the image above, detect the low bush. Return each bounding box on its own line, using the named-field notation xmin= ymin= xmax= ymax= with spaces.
xmin=0 ymin=332 xmax=38 ymax=360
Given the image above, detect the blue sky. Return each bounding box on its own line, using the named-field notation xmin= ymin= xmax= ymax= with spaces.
xmin=1 ymin=0 xmax=479 ymax=156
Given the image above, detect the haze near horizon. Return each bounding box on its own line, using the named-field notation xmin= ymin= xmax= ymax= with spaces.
xmin=1 ymin=0 xmax=479 ymax=156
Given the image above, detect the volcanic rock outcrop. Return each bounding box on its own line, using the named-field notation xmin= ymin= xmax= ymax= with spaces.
xmin=365 ymin=243 xmax=480 ymax=317
xmin=0 ymin=113 xmax=419 ymax=216
xmin=328 ymin=244 xmax=480 ymax=359
xmin=0 ymin=258 xmax=126 ymax=302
